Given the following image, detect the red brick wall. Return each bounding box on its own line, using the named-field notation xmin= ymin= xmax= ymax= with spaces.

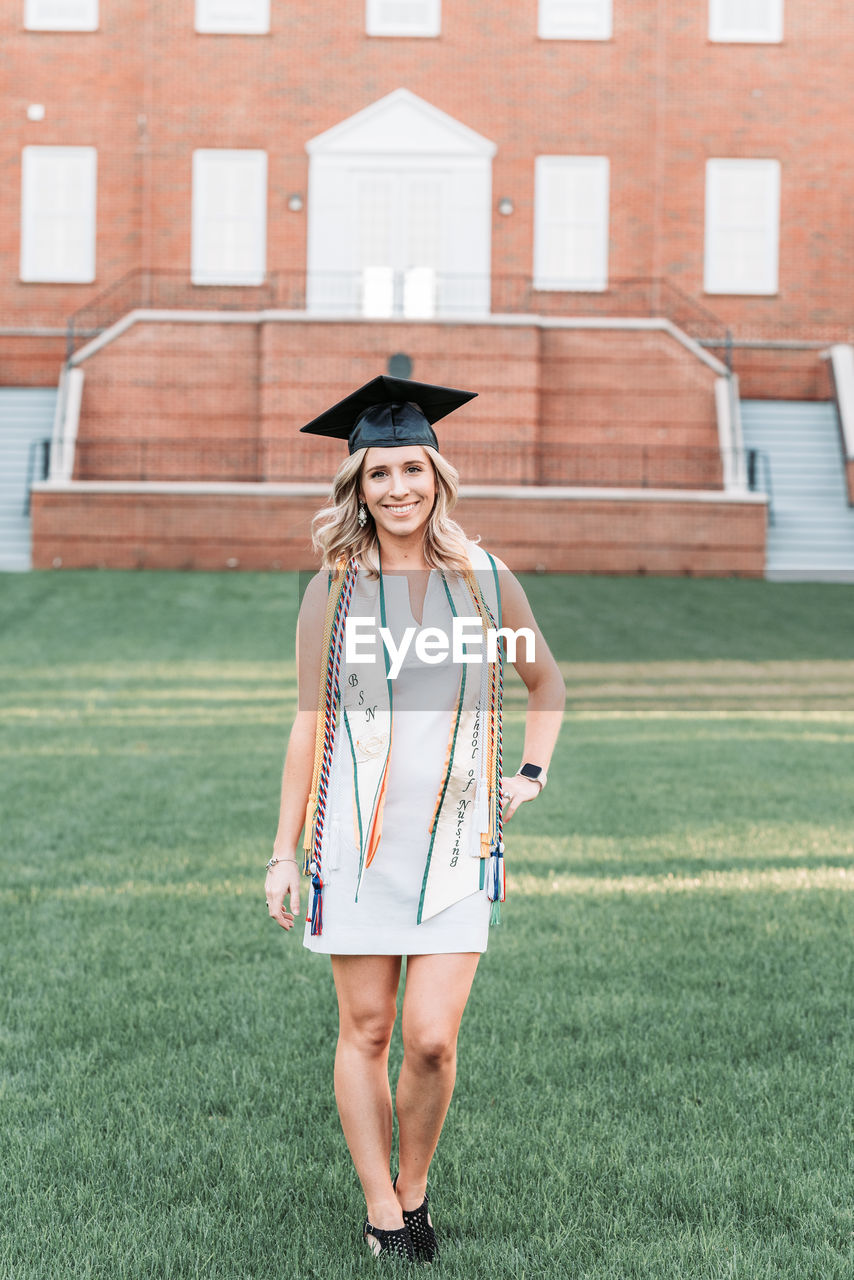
xmin=1 ymin=2 xmax=145 ymax=331
xmin=258 ymin=320 xmax=542 ymax=483
xmin=658 ymin=3 xmax=854 ymax=345
xmin=74 ymin=321 xmax=261 ymax=480
xmin=726 ymin=348 xmax=833 ymax=401
xmin=846 ymin=459 xmax=854 ymax=506
xmin=0 ymin=335 xmax=67 ymax=386
xmin=31 ymin=488 xmax=767 ymax=576
xmin=539 ymin=329 xmax=722 ymax=487
xmin=3 ymin=2 xmax=853 ymax=389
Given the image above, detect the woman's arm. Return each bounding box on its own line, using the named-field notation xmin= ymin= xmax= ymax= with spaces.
xmin=490 ymin=557 xmax=567 ymax=821
xmin=265 ymin=570 xmax=329 ymax=931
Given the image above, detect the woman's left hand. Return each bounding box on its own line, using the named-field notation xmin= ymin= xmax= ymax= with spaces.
xmin=500 ymin=773 xmax=543 ymax=821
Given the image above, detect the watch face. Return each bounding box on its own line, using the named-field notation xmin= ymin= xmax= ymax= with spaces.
xmin=519 ymin=763 xmax=543 ymax=781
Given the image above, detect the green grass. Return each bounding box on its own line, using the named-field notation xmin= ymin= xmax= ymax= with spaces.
xmin=1 ymin=571 xmax=853 ymax=1279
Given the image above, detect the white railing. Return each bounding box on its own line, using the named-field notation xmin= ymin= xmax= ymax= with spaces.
xmin=715 ymin=373 xmax=749 ymax=492
xmin=48 ymin=366 xmax=85 ymax=482
xmin=823 ymin=343 xmax=854 ymax=463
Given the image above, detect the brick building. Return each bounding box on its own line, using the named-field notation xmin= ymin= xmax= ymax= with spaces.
xmin=2 ymin=1 xmax=853 ymax=574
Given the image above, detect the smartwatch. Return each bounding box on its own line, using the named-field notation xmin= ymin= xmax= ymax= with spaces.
xmin=516 ymin=763 xmax=547 ymax=791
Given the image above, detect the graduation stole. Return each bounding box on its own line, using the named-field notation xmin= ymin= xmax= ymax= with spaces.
xmin=303 ymin=549 xmax=504 ymax=936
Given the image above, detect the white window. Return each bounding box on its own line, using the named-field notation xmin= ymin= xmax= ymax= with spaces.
xmin=709 ymin=0 xmax=783 ymax=43
xmin=20 ymin=146 xmax=96 ymax=283
xmin=191 ymin=150 xmax=267 ymax=285
xmin=195 ymin=0 xmax=270 ymax=34
xmin=366 ymin=0 xmax=441 ymax=37
xmin=538 ymin=0 xmax=612 ymax=40
xmin=534 ymin=156 xmax=609 ymax=291
xmin=25 ymin=0 xmax=98 ymax=30
xmin=704 ymin=159 xmax=780 ymax=295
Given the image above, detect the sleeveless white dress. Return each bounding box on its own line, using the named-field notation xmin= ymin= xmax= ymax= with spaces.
xmin=302 ymin=569 xmax=491 ymax=956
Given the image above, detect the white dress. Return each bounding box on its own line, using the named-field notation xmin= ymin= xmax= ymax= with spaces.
xmin=302 ymin=569 xmax=491 ymax=956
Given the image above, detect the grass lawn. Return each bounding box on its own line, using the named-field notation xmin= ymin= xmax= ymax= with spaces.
xmin=1 ymin=570 xmax=853 ymax=1280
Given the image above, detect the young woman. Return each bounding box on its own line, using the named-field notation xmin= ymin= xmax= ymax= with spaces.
xmin=264 ymin=377 xmax=565 ymax=1262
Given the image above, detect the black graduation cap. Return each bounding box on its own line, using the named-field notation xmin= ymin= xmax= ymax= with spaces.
xmin=299 ymin=376 xmax=477 ymax=455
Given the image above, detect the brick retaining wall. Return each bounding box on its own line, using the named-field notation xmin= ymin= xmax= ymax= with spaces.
xmin=31 ymin=487 xmax=766 ymax=576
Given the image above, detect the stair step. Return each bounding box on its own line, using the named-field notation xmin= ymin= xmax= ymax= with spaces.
xmin=769 ymin=481 xmax=846 ymax=490
xmin=767 ymin=571 xmax=854 ymax=582
xmin=740 ymin=397 xmax=854 ymax=579
xmin=768 ymin=522 xmax=854 ymax=531
xmin=0 ymin=388 xmax=58 ymax=569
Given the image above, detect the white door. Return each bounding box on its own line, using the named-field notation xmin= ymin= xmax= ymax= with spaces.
xmin=305 ymin=90 xmax=495 ymax=318
xmin=308 ymin=161 xmax=484 ymax=317
xmin=355 ymin=166 xmax=444 ymax=318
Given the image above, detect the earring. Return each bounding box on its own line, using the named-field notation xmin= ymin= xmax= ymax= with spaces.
xmin=358 ymin=501 xmax=368 ymax=528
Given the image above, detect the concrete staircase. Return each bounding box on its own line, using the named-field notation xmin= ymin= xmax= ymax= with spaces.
xmin=740 ymin=399 xmax=854 ymax=581
xmin=0 ymin=388 xmax=57 ymax=571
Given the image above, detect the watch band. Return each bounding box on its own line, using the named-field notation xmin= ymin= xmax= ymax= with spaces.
xmin=516 ymin=763 xmax=547 ymax=791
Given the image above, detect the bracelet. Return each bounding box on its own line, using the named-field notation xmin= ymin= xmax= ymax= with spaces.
xmin=265 ymin=855 xmax=300 ymax=871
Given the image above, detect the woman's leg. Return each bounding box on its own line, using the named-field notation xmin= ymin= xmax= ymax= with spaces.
xmin=330 ymin=954 xmax=403 ymax=1234
xmin=395 ymin=951 xmax=480 ymax=1210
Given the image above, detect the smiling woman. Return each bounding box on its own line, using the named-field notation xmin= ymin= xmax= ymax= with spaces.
xmin=263 ymin=375 xmax=565 ymax=1262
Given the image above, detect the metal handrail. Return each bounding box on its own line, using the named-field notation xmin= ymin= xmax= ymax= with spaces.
xmin=65 ymin=269 xmax=731 ymax=357
xmin=746 ymin=447 xmax=774 ymax=525
xmin=63 ymin=436 xmax=747 ymax=491
xmin=23 ymin=438 xmax=51 ymax=515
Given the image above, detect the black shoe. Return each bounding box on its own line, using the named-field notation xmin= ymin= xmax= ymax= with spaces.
xmin=362 ymin=1218 xmax=415 ymax=1261
xmin=393 ymin=1175 xmax=440 ymax=1263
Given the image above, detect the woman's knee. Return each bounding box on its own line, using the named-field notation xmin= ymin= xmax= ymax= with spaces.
xmin=339 ymin=1006 xmax=396 ymax=1057
xmin=332 ymin=955 xmax=400 ymax=1058
xmin=403 ymin=1023 xmax=457 ymax=1070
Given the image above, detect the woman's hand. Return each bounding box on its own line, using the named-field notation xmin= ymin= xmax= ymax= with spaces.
xmin=500 ymin=773 xmax=543 ymax=822
xmin=265 ymin=857 xmax=302 ymax=931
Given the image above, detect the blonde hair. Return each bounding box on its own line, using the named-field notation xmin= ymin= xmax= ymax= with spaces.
xmin=311 ymin=445 xmax=475 ymax=576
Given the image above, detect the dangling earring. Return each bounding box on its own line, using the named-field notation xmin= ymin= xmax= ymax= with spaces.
xmin=358 ymin=501 xmax=368 ymax=528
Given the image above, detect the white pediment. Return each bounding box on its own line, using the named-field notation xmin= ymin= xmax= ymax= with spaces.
xmin=306 ymin=88 xmax=496 ymax=158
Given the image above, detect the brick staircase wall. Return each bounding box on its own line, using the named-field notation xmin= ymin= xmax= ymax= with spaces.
xmin=68 ymin=315 xmax=723 ymax=489
xmin=31 ymin=315 xmax=770 ymax=575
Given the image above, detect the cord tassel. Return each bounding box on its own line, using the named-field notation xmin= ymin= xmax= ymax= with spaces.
xmin=487 ymin=840 xmax=505 ymax=926
xmin=309 ymin=861 xmax=324 ymax=936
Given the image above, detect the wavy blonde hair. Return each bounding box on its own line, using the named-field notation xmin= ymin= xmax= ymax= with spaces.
xmin=311 ymin=445 xmax=475 ymax=576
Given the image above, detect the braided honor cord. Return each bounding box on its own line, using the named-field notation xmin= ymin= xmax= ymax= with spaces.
xmin=463 ymin=570 xmax=505 ymax=924
xmin=304 ymin=558 xmax=358 ymax=935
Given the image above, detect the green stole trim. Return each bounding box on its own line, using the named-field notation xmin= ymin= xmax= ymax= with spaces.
xmin=416 ymin=574 xmax=469 ymax=924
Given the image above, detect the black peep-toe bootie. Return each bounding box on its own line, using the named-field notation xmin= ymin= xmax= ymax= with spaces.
xmin=393 ymin=1175 xmax=440 ymax=1263
xmin=362 ymin=1218 xmax=415 ymax=1261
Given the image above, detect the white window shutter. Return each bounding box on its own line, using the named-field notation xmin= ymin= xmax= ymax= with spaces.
xmin=20 ymin=146 xmax=97 ymax=283
xmin=366 ymin=0 xmax=441 ymax=37
xmin=25 ymin=0 xmax=98 ymax=29
xmin=539 ymin=0 xmax=612 ymax=40
xmin=709 ymin=0 xmax=783 ymax=42
xmin=195 ymin=0 xmax=270 ymax=34
xmin=704 ymin=159 xmax=780 ymax=295
xmin=191 ymin=150 xmax=267 ymax=286
xmin=534 ymin=156 xmax=609 ymax=291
